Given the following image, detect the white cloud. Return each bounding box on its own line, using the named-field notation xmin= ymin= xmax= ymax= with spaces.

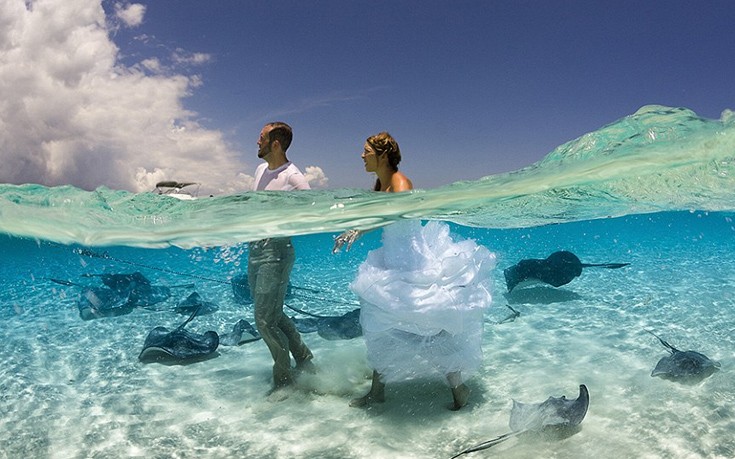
xmin=0 ymin=0 xmax=328 ymax=195
xmin=304 ymin=166 xmax=328 ymax=189
xmin=138 ymin=57 xmax=163 ymax=73
xmin=172 ymin=48 xmax=212 ymax=66
xmin=114 ymin=2 xmax=145 ymax=28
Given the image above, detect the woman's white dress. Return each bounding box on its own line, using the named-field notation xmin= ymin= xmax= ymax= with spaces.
xmin=350 ymin=220 xmax=495 ymax=384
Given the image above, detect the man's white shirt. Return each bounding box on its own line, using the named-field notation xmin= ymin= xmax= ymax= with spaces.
xmin=252 ymin=162 xmax=310 ymax=191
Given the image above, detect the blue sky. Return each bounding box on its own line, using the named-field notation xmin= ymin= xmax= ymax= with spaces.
xmin=2 ymin=0 xmax=734 ymax=193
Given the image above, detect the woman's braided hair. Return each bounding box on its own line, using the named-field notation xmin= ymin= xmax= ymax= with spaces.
xmin=367 ymin=132 xmax=401 ymax=191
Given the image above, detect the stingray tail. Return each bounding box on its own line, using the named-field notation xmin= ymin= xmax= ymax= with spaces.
xmin=496 ymin=305 xmax=521 ymax=324
xmin=450 ymin=431 xmax=520 ymax=458
xmin=284 ymin=303 xmax=334 ymax=319
xmin=580 ymin=262 xmax=630 ymax=269
xmin=645 ymin=329 xmax=678 ymax=353
xmin=177 ymin=305 xmax=202 ymax=330
xmin=48 ymin=278 xmax=84 ymax=287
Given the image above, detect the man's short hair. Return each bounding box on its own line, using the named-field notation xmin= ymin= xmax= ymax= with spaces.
xmin=266 ymin=122 xmax=293 ymax=151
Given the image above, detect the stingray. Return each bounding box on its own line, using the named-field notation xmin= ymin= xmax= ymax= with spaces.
xmin=173 ymin=292 xmax=219 ymax=315
xmin=291 ymin=307 xmax=363 ymax=340
xmin=504 ymin=251 xmax=629 ymax=292
xmin=219 ymin=319 xmax=262 ymax=346
xmin=72 ymin=286 xmax=136 ymax=320
xmin=82 ymin=272 xmax=179 ymax=305
xmin=452 ymin=385 xmax=590 ymax=457
xmin=138 ymin=306 xmax=219 ymax=364
xmin=85 ymin=272 xmax=152 ymax=293
xmin=292 ymin=316 xmax=320 ymax=333
xmin=49 ymin=279 xmax=147 ymax=320
xmin=648 ymin=331 xmax=720 ymax=383
xmin=50 ymin=273 xmax=190 ymax=320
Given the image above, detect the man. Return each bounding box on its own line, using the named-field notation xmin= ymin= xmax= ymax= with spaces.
xmin=248 ymin=122 xmax=315 ymax=391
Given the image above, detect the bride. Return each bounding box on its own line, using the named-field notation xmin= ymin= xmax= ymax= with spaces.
xmin=333 ymin=132 xmax=496 ymax=410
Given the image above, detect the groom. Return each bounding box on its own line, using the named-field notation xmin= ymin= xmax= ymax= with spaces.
xmin=247 ymin=122 xmax=315 ymax=391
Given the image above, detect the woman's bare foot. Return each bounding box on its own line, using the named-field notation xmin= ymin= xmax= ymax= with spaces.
xmin=349 ymin=390 xmax=385 ymax=407
xmin=350 ymin=371 xmax=385 ymax=407
xmin=450 ymin=383 xmax=470 ymax=411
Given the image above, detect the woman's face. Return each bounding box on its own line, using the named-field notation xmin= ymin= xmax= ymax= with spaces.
xmin=361 ymin=142 xmax=379 ymax=172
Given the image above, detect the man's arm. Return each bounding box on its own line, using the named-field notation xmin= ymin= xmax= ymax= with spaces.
xmin=288 ymin=168 xmax=311 ymax=190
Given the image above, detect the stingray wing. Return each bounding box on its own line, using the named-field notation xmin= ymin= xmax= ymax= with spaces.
xmin=77 ymin=287 xmax=134 ymax=320
xmin=504 ymin=252 xmax=583 ymax=291
xmin=128 ymin=284 xmax=171 ymax=307
xmin=316 ymin=309 xmax=363 ymax=340
xmin=174 ymin=292 xmax=219 ymax=315
xmin=651 ymin=351 xmax=720 ymax=380
xmin=504 ymin=259 xmax=542 ymax=291
xmin=139 ymin=328 xmax=219 ymax=362
xmin=293 ymin=317 xmax=320 ymax=333
xmin=219 ymin=319 xmax=261 ymax=346
xmin=453 ymin=385 xmax=589 ymax=459
xmin=509 ymin=399 xmax=564 ymax=432
xmin=510 ymin=385 xmax=589 ymax=431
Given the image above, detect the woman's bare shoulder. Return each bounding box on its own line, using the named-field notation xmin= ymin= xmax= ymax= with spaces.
xmin=390 ymin=172 xmax=413 ymax=192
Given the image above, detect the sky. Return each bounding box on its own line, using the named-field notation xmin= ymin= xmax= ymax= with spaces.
xmin=1 ymin=0 xmax=734 ymax=194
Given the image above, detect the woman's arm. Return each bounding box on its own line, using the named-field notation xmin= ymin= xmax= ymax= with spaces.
xmin=332 ymin=229 xmax=363 ymax=253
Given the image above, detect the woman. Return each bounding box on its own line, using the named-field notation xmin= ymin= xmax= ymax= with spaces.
xmin=334 ymin=132 xmax=495 ymax=410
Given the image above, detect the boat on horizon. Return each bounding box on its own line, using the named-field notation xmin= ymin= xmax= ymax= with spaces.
xmin=152 ymin=181 xmax=200 ymax=200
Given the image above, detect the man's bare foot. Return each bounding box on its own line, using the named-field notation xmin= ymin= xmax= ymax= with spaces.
xmin=266 ymin=385 xmax=292 ymax=401
xmin=450 ymin=384 xmax=470 ymax=411
xmin=268 ymin=371 xmax=294 ymax=395
xmin=295 ymin=359 xmax=317 ymax=375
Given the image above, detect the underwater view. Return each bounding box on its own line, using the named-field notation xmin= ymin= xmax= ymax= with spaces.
xmin=1 ymin=106 xmax=734 ymax=458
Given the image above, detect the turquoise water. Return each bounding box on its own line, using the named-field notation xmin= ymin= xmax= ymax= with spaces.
xmin=1 ymin=105 xmax=734 ymax=458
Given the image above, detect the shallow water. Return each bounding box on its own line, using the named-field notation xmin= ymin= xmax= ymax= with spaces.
xmin=1 ymin=106 xmax=734 ymax=458
xmin=1 ymin=212 xmax=733 ymax=459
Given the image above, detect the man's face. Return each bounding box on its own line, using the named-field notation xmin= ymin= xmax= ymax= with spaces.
xmin=257 ymin=127 xmax=272 ymax=158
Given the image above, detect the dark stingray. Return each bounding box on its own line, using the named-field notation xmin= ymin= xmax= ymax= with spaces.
xmin=452 ymin=385 xmax=590 ymax=457
xmin=138 ymin=306 xmax=219 ymax=364
xmin=50 ymin=273 xmax=189 ymax=320
xmin=174 ymin=292 xmax=219 ymax=315
xmin=83 ymin=272 xmax=178 ymax=305
xmin=648 ymin=331 xmax=720 ymax=383
xmin=504 ymin=251 xmax=629 ymax=292
xmin=219 ymin=319 xmax=262 ymax=346
xmin=86 ymin=272 xmax=151 ymax=293
xmin=76 ymin=286 xmax=135 ymax=320
xmin=291 ymin=307 xmax=362 ymax=340
xmin=292 ymin=317 xmax=320 ymax=333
